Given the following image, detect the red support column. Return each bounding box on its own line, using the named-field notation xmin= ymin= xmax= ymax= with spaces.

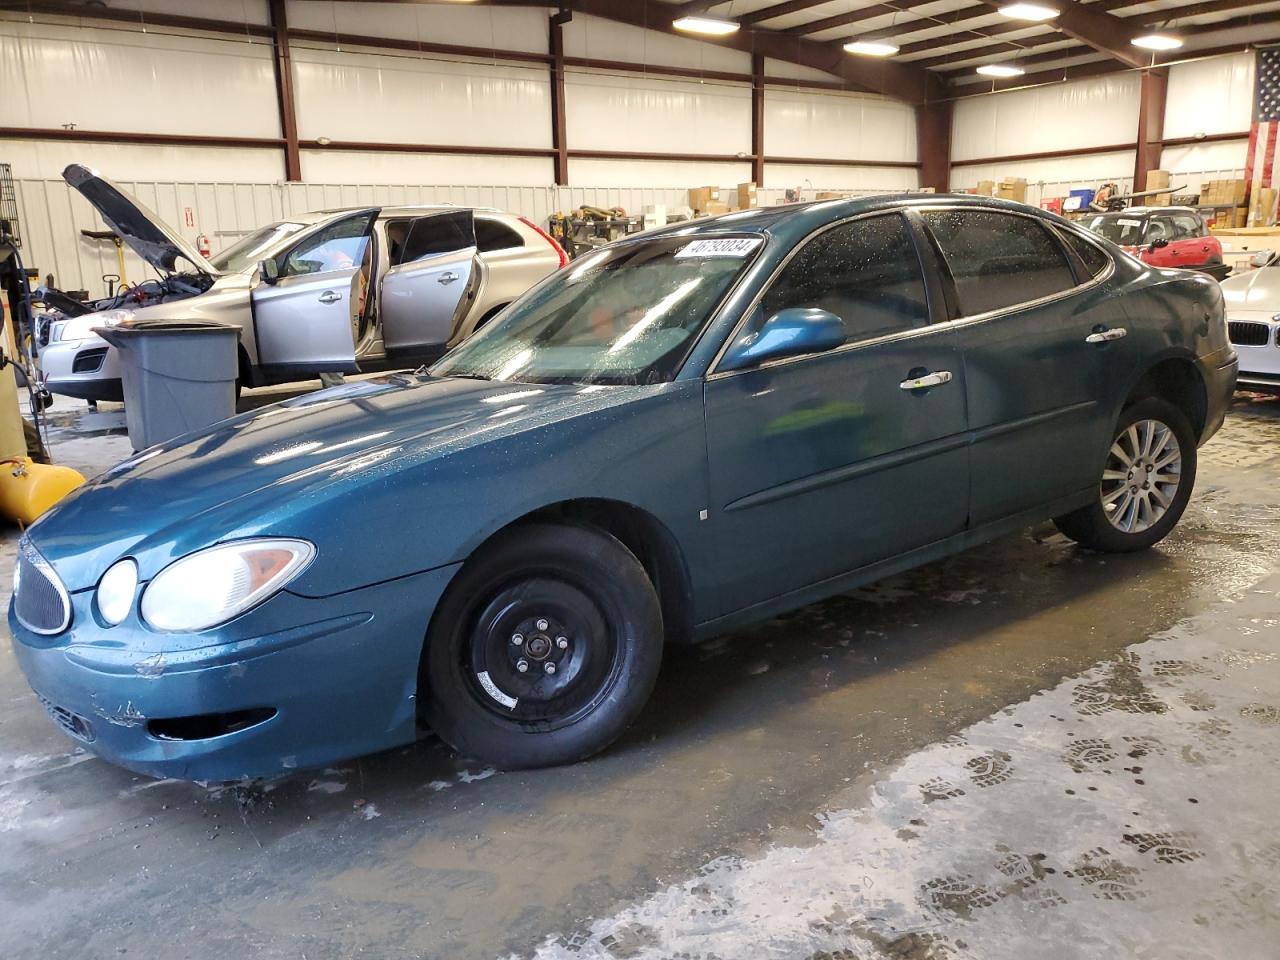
xmin=1133 ymin=68 xmax=1169 ymax=197
xmin=268 ymin=0 xmax=301 ymax=182
xmin=751 ymin=53 xmax=765 ymax=186
xmin=549 ymin=12 xmax=571 ymax=186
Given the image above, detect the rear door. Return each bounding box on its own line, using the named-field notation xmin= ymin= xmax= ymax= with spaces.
xmin=250 ymin=210 xmax=375 ymax=374
xmin=1167 ymin=212 xmax=1213 ymax=268
xmin=1142 ymin=216 xmax=1178 ymax=267
xmin=379 ymin=210 xmax=477 ymax=353
xmin=703 ymin=212 xmax=969 ymax=614
xmin=919 ymin=207 xmax=1123 ymax=525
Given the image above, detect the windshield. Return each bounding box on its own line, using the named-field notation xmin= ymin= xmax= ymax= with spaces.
xmin=431 ymin=235 xmax=763 ymax=385
xmin=210 ymin=221 xmax=309 ymax=273
xmin=1083 ymin=214 xmax=1146 ymax=246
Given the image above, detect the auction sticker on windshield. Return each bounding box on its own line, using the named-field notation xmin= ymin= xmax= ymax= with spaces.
xmin=676 ymin=238 xmax=763 ymax=259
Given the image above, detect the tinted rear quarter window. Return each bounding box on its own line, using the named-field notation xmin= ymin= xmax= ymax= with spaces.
xmin=475 ymin=217 xmax=525 ymax=252
xmin=922 ymin=209 xmax=1078 ymax=316
xmin=759 ymin=212 xmax=930 ymax=344
xmin=1057 ymin=227 xmax=1111 ymax=278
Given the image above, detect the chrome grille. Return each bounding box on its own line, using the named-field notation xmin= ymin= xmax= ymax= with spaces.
xmin=1227 ymin=321 xmax=1271 ymax=347
xmin=36 ymin=694 xmax=95 ymax=743
xmin=14 ymin=539 xmax=71 ymax=635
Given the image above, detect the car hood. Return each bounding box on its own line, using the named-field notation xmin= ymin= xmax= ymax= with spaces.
xmin=1221 ymin=265 xmax=1280 ymax=316
xmin=63 ymin=164 xmax=220 ymax=278
xmin=27 ymin=375 xmax=645 ymax=592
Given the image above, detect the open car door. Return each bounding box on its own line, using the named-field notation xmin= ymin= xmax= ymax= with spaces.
xmin=250 ymin=210 xmax=376 ymax=376
xmin=379 ymin=210 xmax=477 ymax=353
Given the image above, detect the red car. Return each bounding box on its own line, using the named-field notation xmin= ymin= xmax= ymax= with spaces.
xmin=1082 ymin=207 xmax=1230 ymax=279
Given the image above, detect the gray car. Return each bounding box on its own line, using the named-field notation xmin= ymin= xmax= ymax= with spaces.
xmin=39 ymin=165 xmax=566 ymax=401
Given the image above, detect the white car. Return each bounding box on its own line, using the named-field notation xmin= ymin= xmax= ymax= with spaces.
xmin=39 ymin=165 xmax=566 ymax=401
xmin=1221 ymin=252 xmax=1280 ymax=394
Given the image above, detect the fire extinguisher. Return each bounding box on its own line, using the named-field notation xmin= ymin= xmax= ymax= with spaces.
xmin=196 ymin=233 xmax=211 ymax=259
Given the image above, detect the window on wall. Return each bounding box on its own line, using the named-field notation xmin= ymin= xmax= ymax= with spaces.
xmin=922 ymin=209 xmax=1078 ymax=316
xmin=758 ymin=213 xmax=931 ymax=344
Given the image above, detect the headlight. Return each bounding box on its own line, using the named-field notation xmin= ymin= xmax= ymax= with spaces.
xmin=57 ymin=309 xmax=131 ymax=342
xmin=140 ymin=539 xmax=315 ymax=632
xmin=96 ymin=558 xmax=138 ymax=626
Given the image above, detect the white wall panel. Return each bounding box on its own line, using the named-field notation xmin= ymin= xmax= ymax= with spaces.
xmin=107 ymin=0 xmax=270 ymax=26
xmin=285 ymin=0 xmax=548 ymax=54
xmin=1 ymin=140 xmax=283 ymax=183
xmin=563 ymin=14 xmax=750 ymax=74
xmin=292 ymin=47 xmax=551 ymax=148
xmin=0 ymin=21 xmax=278 ymax=137
xmin=565 ymin=72 xmax=751 ymax=155
xmin=1164 ymin=53 xmax=1255 ymax=140
xmin=1161 ymin=141 xmax=1248 ymax=195
xmin=763 ymin=165 xmax=917 ymax=191
xmin=299 ymin=149 xmax=551 ymax=187
xmin=953 ymin=73 xmax=1141 ymax=161
xmin=567 ymin=158 xmax=753 ymax=189
xmin=764 ymin=58 xmax=845 ymax=85
xmin=765 ymin=89 xmax=916 ymax=163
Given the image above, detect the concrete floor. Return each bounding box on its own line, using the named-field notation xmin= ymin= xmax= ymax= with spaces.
xmin=2 ymin=392 xmax=1280 ymax=960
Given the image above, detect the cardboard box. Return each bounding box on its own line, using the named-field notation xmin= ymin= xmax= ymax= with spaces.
xmin=815 ymin=191 xmax=851 ymax=200
xmin=737 ymin=182 xmax=758 ymax=209
xmin=976 ymin=180 xmax=995 ymax=197
xmin=1250 ymin=187 xmax=1278 ymax=227
xmin=1236 ymin=206 xmax=1250 ymax=228
xmin=688 ymin=186 xmax=721 ymax=212
xmin=1145 ymin=169 xmax=1171 ymax=205
xmin=996 ymin=177 xmax=1027 ymax=202
xmin=700 ymin=200 xmax=731 ymax=217
xmin=1040 ymin=197 xmax=1064 ymax=215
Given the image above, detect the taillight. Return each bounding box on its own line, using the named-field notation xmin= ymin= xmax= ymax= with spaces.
xmin=519 ymin=216 xmax=569 ymax=269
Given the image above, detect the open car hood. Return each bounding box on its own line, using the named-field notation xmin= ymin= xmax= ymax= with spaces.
xmin=63 ymin=164 xmax=220 ymax=277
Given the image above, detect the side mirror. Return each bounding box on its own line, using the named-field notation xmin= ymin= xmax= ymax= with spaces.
xmin=1148 ymin=238 xmax=1169 ymax=252
xmin=260 ymin=258 xmax=280 ymax=284
xmin=719 ymin=307 xmax=847 ymax=372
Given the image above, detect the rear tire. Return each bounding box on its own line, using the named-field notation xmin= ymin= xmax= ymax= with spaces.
xmin=1054 ymin=397 xmax=1196 ymax=552
xmin=422 ymin=522 xmax=663 ymax=769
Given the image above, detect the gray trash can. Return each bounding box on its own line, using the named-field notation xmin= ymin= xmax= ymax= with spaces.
xmin=95 ymin=319 xmax=241 ymax=451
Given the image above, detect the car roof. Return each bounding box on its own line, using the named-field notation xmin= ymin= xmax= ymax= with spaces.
xmin=304 ymin=204 xmax=505 ymax=220
xmin=1098 ymin=206 xmax=1198 ymax=217
xmin=639 ymin=193 xmax=1066 ymax=244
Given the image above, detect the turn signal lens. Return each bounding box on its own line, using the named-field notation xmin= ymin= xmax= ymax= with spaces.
xmin=140 ymin=539 xmax=315 ymax=632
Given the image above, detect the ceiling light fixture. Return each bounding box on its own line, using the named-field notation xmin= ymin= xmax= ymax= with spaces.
xmin=1131 ymin=32 xmax=1183 ymax=51
xmin=844 ymin=39 xmax=900 ymax=57
xmin=998 ymin=3 xmax=1059 ymax=21
xmin=672 ymin=15 xmax=740 ymax=36
xmin=977 ymin=63 xmax=1025 ymax=78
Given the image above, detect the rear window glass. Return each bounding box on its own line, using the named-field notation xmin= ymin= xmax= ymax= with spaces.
xmin=475 ymin=218 xmax=525 ymax=252
xmin=923 ymin=209 xmax=1078 ymax=316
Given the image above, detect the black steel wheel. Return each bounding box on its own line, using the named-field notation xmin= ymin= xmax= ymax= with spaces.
xmin=422 ymin=522 xmax=663 ymax=769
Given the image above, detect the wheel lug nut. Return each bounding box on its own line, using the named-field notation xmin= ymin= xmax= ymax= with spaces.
xmin=556 ymin=636 xmax=569 ymax=649
xmin=511 ymin=633 xmax=524 ymax=646
xmin=516 ymin=659 xmax=529 ymax=673
xmin=545 ymin=662 xmax=557 ymax=675
xmin=535 ymin=618 xmax=549 ymax=631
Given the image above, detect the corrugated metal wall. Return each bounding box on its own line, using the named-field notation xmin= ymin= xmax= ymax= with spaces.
xmin=14 ymin=179 xmax=901 ymax=297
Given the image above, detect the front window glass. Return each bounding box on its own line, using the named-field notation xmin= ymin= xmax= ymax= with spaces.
xmin=923 ymin=209 xmax=1078 ymax=316
xmin=432 ymin=235 xmax=761 ymax=385
xmin=1083 ymin=213 xmax=1147 ymax=245
xmin=756 ymin=213 xmax=929 ymax=344
xmin=210 ymin=221 xmax=307 ymax=273
xmin=280 ymin=214 xmax=373 ymax=278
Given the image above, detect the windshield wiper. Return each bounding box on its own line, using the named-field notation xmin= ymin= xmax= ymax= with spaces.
xmin=446 ymin=372 xmax=492 ymax=381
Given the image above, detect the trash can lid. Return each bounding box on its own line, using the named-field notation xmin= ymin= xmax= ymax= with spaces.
xmin=92 ymin=318 xmax=242 ymax=338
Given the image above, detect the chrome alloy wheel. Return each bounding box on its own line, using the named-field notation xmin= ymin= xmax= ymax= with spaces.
xmin=1100 ymin=418 xmax=1183 ymax=533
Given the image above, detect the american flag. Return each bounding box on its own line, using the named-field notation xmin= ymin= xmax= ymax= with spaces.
xmin=1245 ymin=46 xmax=1280 ymax=212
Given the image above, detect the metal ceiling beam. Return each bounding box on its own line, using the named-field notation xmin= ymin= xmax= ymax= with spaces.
xmin=784 ymin=1 xmax=944 ymax=37
xmin=738 ymin=0 xmax=834 ymax=27
xmin=669 ymin=0 xmax=728 ymax=16
xmin=977 ymin=0 xmax=1147 ymax=68
xmin=569 ymin=0 xmax=945 ymax=103
xmin=855 ymin=0 xmax=1141 ymax=46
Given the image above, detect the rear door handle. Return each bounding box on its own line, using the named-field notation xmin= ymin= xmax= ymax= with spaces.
xmin=438 ymin=272 xmax=459 ymax=285
xmin=899 ymin=370 xmax=953 ymax=391
xmin=1085 ymin=327 xmax=1127 ymax=343
xmin=318 ymin=290 xmax=342 ymax=304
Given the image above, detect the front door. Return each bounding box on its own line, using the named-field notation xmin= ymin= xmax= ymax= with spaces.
xmin=704 ymin=212 xmax=970 ymax=615
xmin=918 ymin=208 xmax=1122 ymax=526
xmin=1165 ymin=212 xmax=1213 ymax=269
xmin=380 ymin=210 xmax=478 ymax=354
xmin=250 ymin=210 xmax=375 ymax=375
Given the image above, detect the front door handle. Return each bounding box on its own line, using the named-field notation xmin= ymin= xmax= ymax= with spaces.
xmin=318 ymin=290 xmax=342 ymax=304
xmin=1085 ymin=327 xmax=1127 ymax=344
xmin=899 ymin=370 xmax=953 ymax=391
xmin=438 ymin=272 xmax=459 ymax=285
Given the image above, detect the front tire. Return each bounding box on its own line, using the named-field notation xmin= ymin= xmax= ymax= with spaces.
xmin=1054 ymin=397 xmax=1197 ymax=552
xmin=422 ymin=523 xmax=663 ymax=769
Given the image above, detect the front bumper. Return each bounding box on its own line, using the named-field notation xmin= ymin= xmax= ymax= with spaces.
xmin=8 ymin=564 xmax=458 ymax=781
xmin=38 ymin=335 xmax=123 ymax=402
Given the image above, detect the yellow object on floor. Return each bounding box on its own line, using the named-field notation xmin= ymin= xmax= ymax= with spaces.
xmin=0 ymin=457 xmax=85 ymax=525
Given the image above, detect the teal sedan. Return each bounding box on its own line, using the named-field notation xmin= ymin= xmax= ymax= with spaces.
xmin=9 ymin=196 xmax=1237 ymax=780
